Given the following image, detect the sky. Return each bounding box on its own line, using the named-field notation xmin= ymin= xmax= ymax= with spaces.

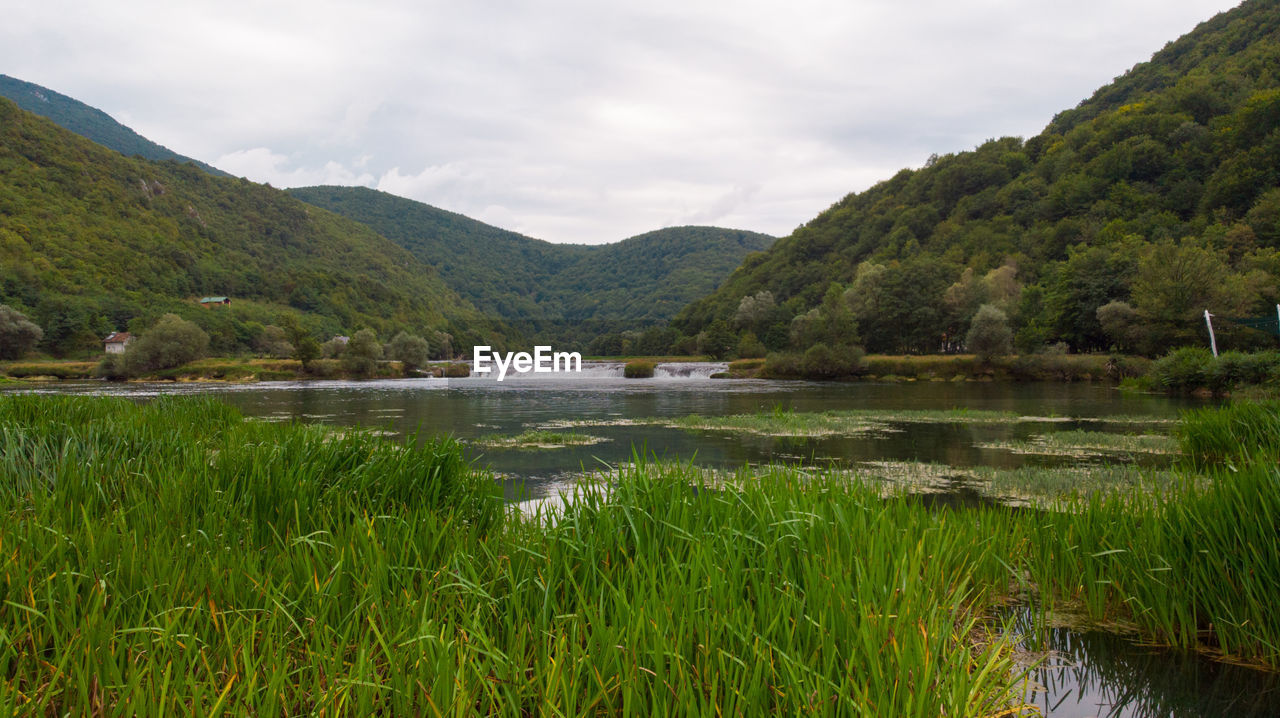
xmin=2 ymin=0 xmax=1244 ymax=244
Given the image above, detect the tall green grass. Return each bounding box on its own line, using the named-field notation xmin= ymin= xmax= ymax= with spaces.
xmin=3 ymin=395 xmax=1279 ymax=714
xmin=0 ymin=396 xmax=1032 ymax=715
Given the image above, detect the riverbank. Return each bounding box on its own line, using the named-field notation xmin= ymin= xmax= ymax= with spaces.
xmin=2 ymin=395 xmax=1277 ymax=714
xmin=730 ymin=352 xmax=1153 ymax=383
xmin=0 ymin=357 xmax=473 ymax=383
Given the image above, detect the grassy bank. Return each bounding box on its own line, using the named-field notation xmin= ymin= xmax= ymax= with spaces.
xmin=2 ymin=396 xmax=1278 ymax=714
xmin=0 ymin=357 xmax=474 ymax=383
xmin=725 ymin=352 xmax=1152 ymax=382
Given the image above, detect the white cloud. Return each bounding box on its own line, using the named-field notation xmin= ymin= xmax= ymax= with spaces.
xmin=0 ymin=0 xmax=1244 ymax=243
xmin=214 ymin=148 xmax=375 ymax=188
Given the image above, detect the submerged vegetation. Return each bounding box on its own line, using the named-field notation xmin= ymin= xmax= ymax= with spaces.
xmin=977 ymin=430 xmax=1179 ymax=458
xmin=473 ymin=429 xmax=608 ymax=450
xmin=2 ymin=395 xmax=1279 ymax=714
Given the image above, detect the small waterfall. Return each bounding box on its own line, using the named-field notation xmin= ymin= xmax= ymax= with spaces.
xmin=465 ymin=360 xmax=727 ymax=381
xmin=654 ymin=362 xmax=728 ymax=379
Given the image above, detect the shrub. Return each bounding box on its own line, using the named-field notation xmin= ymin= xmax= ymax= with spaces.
xmin=761 ymin=352 xmax=802 ymax=379
xmin=0 ymin=305 xmax=43 ymax=360
xmin=624 ymin=360 xmax=655 ymax=378
xmin=389 ymin=331 xmax=430 ymax=372
xmin=737 ymin=332 xmax=767 ymax=359
xmin=341 ymin=329 xmax=382 ymax=378
xmin=763 ymin=345 xmax=866 ymax=380
xmin=120 ymin=314 xmax=210 ymax=376
xmin=443 ymin=362 xmax=471 ymax=378
xmin=965 ymin=304 xmax=1012 ymax=362
xmin=1151 ymin=347 xmax=1214 ymax=392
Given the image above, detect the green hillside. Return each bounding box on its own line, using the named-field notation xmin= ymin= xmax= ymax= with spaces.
xmin=0 ymin=98 xmax=505 ymax=356
xmin=676 ymin=0 xmax=1280 ymax=357
xmin=288 ymin=186 xmax=773 ymax=338
xmin=0 ymin=74 xmax=228 ymax=177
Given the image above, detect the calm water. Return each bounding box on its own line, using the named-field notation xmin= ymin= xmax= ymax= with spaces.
xmin=15 ymin=362 xmax=1199 ymax=500
xmin=12 ymin=364 xmax=1276 ymax=716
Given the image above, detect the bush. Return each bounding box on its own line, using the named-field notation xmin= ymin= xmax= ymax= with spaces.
xmin=965 ymin=304 xmax=1012 ymax=362
xmin=0 ymin=305 xmax=43 ymax=360
xmin=341 ymin=329 xmax=382 ymax=378
xmin=443 ymin=362 xmax=471 ymax=378
xmin=761 ymin=352 xmax=802 ymax=379
xmin=389 ymin=331 xmax=430 ymax=372
xmin=763 ymin=345 xmax=866 ymax=380
xmin=119 ymin=314 xmax=210 ymax=376
xmin=624 ymin=360 xmax=655 ymax=378
xmin=1151 ymin=347 xmax=1215 ymax=392
xmin=737 ymin=332 xmax=767 ymax=359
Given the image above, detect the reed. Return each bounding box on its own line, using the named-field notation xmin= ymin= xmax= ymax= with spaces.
xmin=0 ymin=396 xmax=1032 ymax=715
xmin=3 ymin=395 xmax=1279 ymax=715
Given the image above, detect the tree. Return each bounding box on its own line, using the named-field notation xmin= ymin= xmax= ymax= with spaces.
xmin=1130 ymin=241 xmax=1249 ymax=347
xmin=733 ymin=290 xmax=776 ymax=330
xmin=966 ymin=304 xmax=1012 ymax=362
xmin=698 ymin=320 xmax=736 ymax=360
xmin=280 ymin=314 xmax=320 ymax=369
xmin=342 ymin=328 xmax=383 ymax=377
xmin=389 ymin=331 xmax=430 ymax=372
xmin=255 ymin=325 xmax=294 ymax=359
xmin=120 ymin=314 xmax=210 ymax=374
xmin=0 ymin=305 xmax=43 ymax=359
xmin=1096 ymin=300 xmax=1142 ymax=353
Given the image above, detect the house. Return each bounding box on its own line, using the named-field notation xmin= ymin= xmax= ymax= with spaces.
xmin=199 ymin=296 xmax=231 ymax=307
xmin=103 ymin=332 xmax=134 ymax=354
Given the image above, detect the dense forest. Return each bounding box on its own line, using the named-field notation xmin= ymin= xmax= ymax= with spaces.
xmin=0 ymin=98 xmax=510 ymax=357
xmin=288 ymin=186 xmax=773 ymax=348
xmin=675 ymin=0 xmax=1280 ymax=359
xmin=0 ymin=75 xmax=228 ymax=177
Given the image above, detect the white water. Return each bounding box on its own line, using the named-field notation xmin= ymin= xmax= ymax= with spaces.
xmin=468 ymin=360 xmax=728 ymax=382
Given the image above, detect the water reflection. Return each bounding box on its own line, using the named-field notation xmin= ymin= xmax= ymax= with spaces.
xmin=1006 ymin=608 xmax=1280 ymax=717
xmin=9 ymin=373 xmax=1198 ymax=500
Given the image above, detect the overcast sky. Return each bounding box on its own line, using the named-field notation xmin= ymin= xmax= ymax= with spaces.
xmin=3 ymin=1 xmax=1242 ymax=244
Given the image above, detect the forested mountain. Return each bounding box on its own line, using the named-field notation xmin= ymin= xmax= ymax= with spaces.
xmin=288 ymin=186 xmax=773 ymax=337
xmin=0 ymin=75 xmax=228 ymax=177
xmin=0 ymin=98 xmax=506 ymax=356
xmin=676 ymin=0 xmax=1280 ymax=358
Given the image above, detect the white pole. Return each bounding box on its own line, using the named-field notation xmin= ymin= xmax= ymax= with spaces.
xmin=1205 ymin=309 xmax=1218 ymax=358
xmin=1276 ymin=304 xmax=1279 ymax=337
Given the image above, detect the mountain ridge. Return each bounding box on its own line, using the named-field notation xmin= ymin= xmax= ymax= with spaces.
xmin=0 ymin=74 xmax=228 ymax=177
xmin=674 ymin=0 xmax=1280 ymax=357
xmin=287 ymin=185 xmax=774 ymax=338
xmin=0 ymin=97 xmax=507 ymax=356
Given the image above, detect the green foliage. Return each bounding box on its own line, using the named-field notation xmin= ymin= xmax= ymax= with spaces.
xmin=0 ymin=74 xmax=228 ymax=176
xmin=442 ymin=362 xmax=471 ymax=378
xmin=5 ymin=396 xmax=1280 ymax=713
xmin=1177 ymin=400 xmax=1280 ymax=468
xmin=112 ymin=313 xmax=209 ymax=376
xmin=1151 ymin=347 xmax=1280 ymax=394
xmin=0 ymin=98 xmax=507 ymax=357
xmin=965 ymin=304 xmax=1012 ymax=362
xmin=623 ymin=359 xmax=655 ymax=378
xmin=341 ymin=328 xmax=382 ymax=378
xmin=675 ymin=1 xmax=1280 ymax=357
xmin=698 ymin=320 xmax=737 ymax=360
xmin=762 ymin=344 xmax=866 ymax=380
xmin=388 ymin=331 xmax=430 ymax=372
xmin=0 ymin=304 xmax=42 ymax=359
xmin=286 ymin=186 xmax=774 ymax=347
xmin=736 ymin=331 xmax=767 ymax=358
